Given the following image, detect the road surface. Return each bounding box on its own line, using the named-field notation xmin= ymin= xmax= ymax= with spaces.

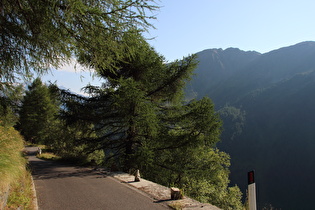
xmin=26 ymin=147 xmax=169 ymax=210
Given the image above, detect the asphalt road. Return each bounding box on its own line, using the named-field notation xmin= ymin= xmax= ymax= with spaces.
xmin=26 ymin=147 xmax=169 ymax=210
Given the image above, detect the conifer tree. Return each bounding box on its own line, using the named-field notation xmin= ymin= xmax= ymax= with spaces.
xmin=18 ymin=78 xmax=58 ymax=143
xmin=60 ymin=34 xmax=197 ymax=167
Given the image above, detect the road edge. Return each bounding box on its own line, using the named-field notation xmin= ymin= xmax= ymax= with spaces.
xmin=30 ymin=175 xmax=39 ymax=210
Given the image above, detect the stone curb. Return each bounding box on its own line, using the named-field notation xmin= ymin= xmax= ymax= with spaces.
xmin=109 ymin=171 xmax=221 ymax=210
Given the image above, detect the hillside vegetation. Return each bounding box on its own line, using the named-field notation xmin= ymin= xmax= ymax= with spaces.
xmin=187 ymin=41 xmax=315 ymax=209
xmin=0 ymin=125 xmax=34 ymax=209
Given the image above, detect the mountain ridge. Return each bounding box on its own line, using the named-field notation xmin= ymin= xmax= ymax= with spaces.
xmin=189 ymin=41 xmax=315 ymax=107
xmin=186 ymin=47 xmax=261 ymax=100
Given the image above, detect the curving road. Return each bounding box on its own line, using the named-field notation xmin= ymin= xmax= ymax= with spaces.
xmin=26 ymin=147 xmax=169 ymax=210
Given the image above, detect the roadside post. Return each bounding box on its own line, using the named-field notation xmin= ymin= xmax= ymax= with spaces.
xmin=37 ymin=147 xmax=42 ymax=155
xmin=134 ymin=169 xmax=141 ymax=182
xmin=248 ymin=170 xmax=257 ymax=210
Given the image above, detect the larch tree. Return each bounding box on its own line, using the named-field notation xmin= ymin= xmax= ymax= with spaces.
xmin=0 ymin=0 xmax=158 ymax=83
xmin=60 ymin=33 xmax=198 ymax=169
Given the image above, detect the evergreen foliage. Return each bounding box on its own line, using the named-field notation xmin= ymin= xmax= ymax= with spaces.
xmin=60 ymin=35 xmax=197 ymax=167
xmin=141 ymin=98 xmax=243 ymax=209
xmin=0 ymin=84 xmax=24 ymax=127
xmin=218 ymin=105 xmax=246 ymax=142
xmin=18 ymin=78 xmax=59 ymax=144
xmin=0 ymin=0 xmax=157 ymax=83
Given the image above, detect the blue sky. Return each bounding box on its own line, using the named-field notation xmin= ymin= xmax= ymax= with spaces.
xmin=148 ymin=0 xmax=315 ymax=61
xmin=42 ymin=0 xmax=315 ymax=94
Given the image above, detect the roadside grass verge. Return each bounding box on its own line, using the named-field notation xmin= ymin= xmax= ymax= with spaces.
xmin=0 ymin=126 xmax=34 ymax=209
xmin=6 ymin=166 xmax=35 ymax=209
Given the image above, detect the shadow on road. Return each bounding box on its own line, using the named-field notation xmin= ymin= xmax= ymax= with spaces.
xmin=26 ymin=147 xmax=108 ymax=181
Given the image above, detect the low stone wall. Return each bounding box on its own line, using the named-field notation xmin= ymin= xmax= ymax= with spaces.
xmin=110 ymin=171 xmax=221 ymax=210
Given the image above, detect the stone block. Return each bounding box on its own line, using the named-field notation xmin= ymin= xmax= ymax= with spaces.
xmin=171 ymin=187 xmax=183 ymax=200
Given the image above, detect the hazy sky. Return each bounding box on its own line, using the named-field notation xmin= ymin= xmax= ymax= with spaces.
xmin=42 ymin=0 xmax=315 ymax=93
xmin=148 ymin=0 xmax=315 ymax=61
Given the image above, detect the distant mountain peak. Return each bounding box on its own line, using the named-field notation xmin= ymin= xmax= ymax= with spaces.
xmin=294 ymin=40 xmax=315 ymax=46
xmin=199 ymin=47 xmax=261 ymax=55
xmin=224 ymin=47 xmax=260 ymax=54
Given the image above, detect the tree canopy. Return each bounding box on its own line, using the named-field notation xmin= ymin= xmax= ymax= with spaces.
xmin=0 ymin=0 xmax=157 ymax=83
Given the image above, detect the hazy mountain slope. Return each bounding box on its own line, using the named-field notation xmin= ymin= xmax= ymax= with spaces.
xmin=223 ymin=71 xmax=315 ymax=209
xmin=185 ymin=48 xmax=260 ymax=100
xmin=193 ymin=41 xmax=315 ymax=108
xmin=186 ymin=41 xmax=315 ymax=209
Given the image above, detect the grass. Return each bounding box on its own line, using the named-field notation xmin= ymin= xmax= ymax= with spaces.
xmin=6 ymin=168 xmax=35 ymax=209
xmin=0 ymin=126 xmax=25 ymax=193
xmin=37 ymin=152 xmax=61 ymax=161
xmin=168 ymin=201 xmax=185 ymax=210
xmin=0 ymin=126 xmax=34 ymax=209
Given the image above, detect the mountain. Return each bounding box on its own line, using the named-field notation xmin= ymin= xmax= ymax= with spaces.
xmin=186 ymin=41 xmax=315 ymax=209
xmin=186 ymin=48 xmax=260 ymax=100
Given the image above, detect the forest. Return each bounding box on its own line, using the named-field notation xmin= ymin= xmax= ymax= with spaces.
xmin=0 ymin=0 xmax=243 ymax=209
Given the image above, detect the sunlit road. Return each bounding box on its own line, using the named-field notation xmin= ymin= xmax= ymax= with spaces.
xmin=26 ymin=147 xmax=169 ymax=210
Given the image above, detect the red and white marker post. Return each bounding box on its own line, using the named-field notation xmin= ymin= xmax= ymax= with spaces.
xmin=248 ymin=170 xmax=257 ymax=210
